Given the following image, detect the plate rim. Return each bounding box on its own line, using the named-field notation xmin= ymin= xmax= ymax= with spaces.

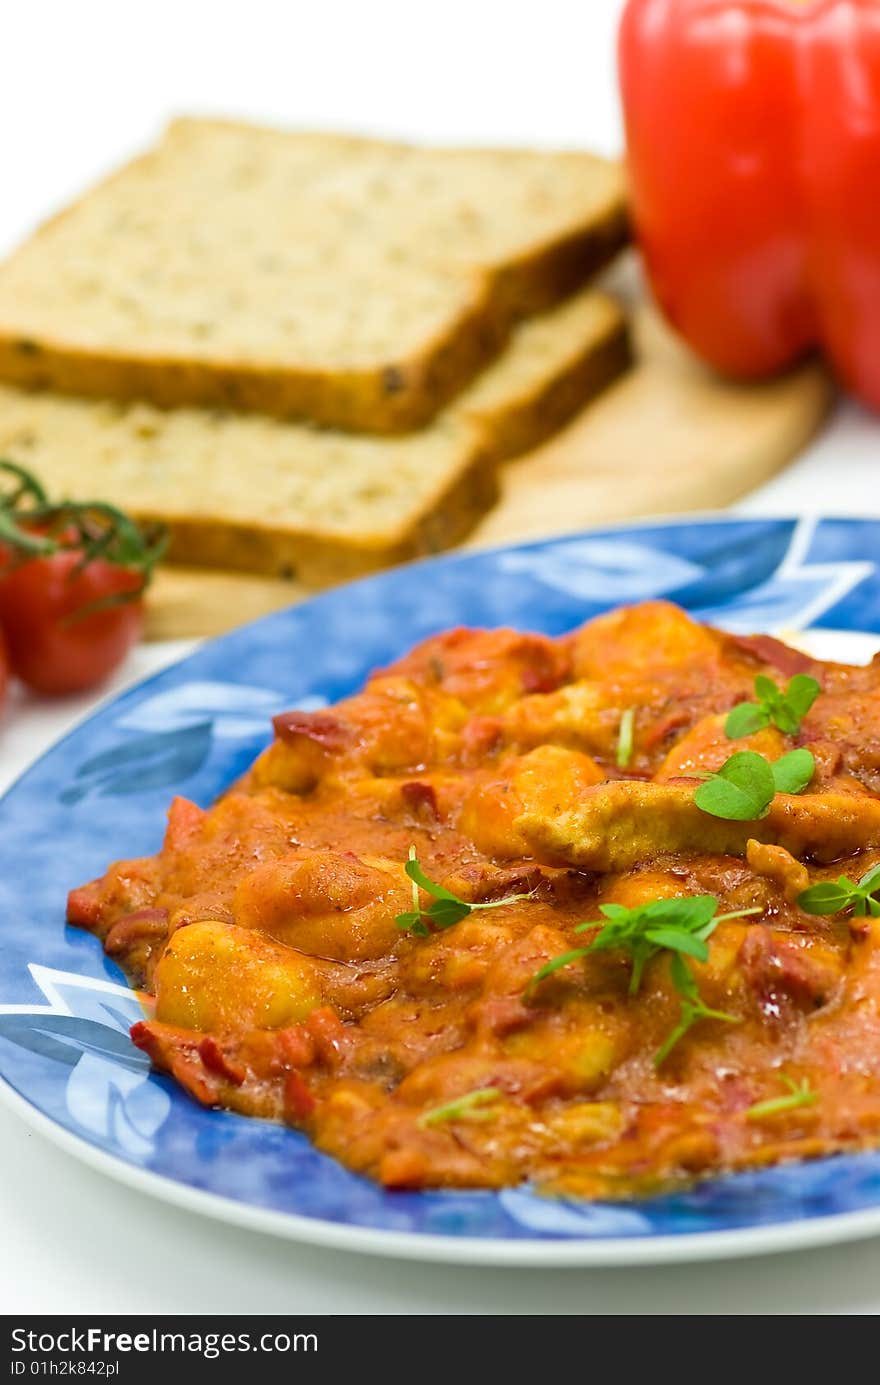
xmin=6 ymin=1075 xmax=880 ymax=1266
xmin=4 ymin=509 xmax=880 ymax=1267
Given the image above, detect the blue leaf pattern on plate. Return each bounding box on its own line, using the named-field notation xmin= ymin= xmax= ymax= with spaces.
xmin=0 ymin=1012 xmax=148 ymax=1072
xmin=497 ymin=540 xmax=705 ymax=602
xmin=0 ymin=965 xmax=169 ymax=1157
xmin=115 ymin=680 xmax=313 ymax=739
xmin=67 ymin=1054 xmax=170 ymax=1159
xmin=59 ymin=722 xmax=214 ymax=803
xmin=498 ymin=1188 xmax=651 ymax=1237
xmin=59 ymin=681 xmax=329 ymax=804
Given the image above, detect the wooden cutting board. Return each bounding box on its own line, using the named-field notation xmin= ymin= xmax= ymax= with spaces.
xmin=144 ymin=285 xmax=834 ymax=642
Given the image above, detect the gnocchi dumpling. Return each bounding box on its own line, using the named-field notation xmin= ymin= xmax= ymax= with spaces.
xmin=154 ymin=921 xmax=321 ymax=1032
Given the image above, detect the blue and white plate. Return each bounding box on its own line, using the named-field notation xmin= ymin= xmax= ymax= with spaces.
xmin=3 ymin=513 xmax=880 ymax=1267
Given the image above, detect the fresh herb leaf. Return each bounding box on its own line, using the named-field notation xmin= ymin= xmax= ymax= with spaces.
xmin=725 ymin=701 xmax=772 ymax=739
xmin=693 ymin=750 xmax=776 ymax=820
xmin=394 ymin=910 xmax=430 ymax=938
xmin=746 ymin=1074 xmax=818 ymax=1121
xmin=616 ymin=707 xmax=635 ymax=770
xmin=725 ymin=673 xmax=820 ymax=739
xmin=770 ymin=747 xmax=815 ymax=795
xmin=419 ymin=1087 xmax=501 ymax=1127
xmin=526 ymin=894 xmax=749 ymax=1063
xmin=397 ymin=848 xmax=532 ymax=935
xmin=422 ymin=897 xmax=472 ymax=928
xmin=797 ymin=862 xmax=880 ymax=918
xmin=582 ymin=894 xmax=716 ymax=995
xmin=527 ymin=895 xmax=761 ymax=998
xmin=796 ymin=879 xmax=859 ymax=915
xmin=644 ymin=926 xmax=713 ymax=959
xmin=785 ymin=674 xmax=822 ymax=724
xmin=654 ymin=952 xmax=739 ymax=1067
xmin=693 ymin=748 xmax=814 ymax=820
xmin=855 ymin=864 xmax=880 ymax=917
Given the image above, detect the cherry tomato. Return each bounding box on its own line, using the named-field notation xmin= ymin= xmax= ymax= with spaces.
xmin=0 ymin=551 xmax=144 ymax=695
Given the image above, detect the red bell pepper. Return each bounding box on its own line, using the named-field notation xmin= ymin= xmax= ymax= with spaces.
xmin=619 ymin=0 xmax=880 ymax=410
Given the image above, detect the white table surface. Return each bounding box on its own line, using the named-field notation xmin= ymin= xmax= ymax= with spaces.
xmin=1 ymin=0 xmax=878 ymax=1316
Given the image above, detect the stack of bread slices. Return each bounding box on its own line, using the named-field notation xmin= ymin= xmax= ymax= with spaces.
xmin=0 ymin=118 xmax=629 ymax=584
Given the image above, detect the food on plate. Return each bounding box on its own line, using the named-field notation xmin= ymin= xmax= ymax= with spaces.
xmin=0 ymin=290 xmax=627 ymax=583
xmin=620 ymin=0 xmax=880 ymax=409
xmin=68 ymin=600 xmax=880 ymax=1197
xmin=0 ymin=461 xmax=164 ymax=694
xmin=0 ymin=118 xmax=626 ymax=432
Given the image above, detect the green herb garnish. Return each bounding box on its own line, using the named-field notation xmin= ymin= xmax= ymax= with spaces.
xmin=746 ymin=1074 xmax=818 ymax=1121
xmin=396 ymin=848 xmax=532 ymax=937
xmin=527 ymin=895 xmax=761 ymax=998
xmin=653 ymin=952 xmax=739 ymax=1068
xmin=616 ymin=707 xmax=635 ymax=770
xmin=797 ymin=863 xmax=880 ymax=919
xmin=693 ymin=748 xmax=815 ymax=820
xmin=725 ymin=673 xmax=820 ymax=739
xmin=770 ymin=747 xmax=817 ymax=794
xmin=419 ymin=1087 xmax=501 ymax=1127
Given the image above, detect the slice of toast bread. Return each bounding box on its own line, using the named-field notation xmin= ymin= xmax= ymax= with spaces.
xmin=0 ymin=119 xmax=627 ymax=433
xmin=0 ymin=289 xmax=627 ymax=585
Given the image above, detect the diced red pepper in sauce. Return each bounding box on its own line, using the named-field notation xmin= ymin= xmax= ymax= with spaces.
xmin=283 ymin=1070 xmax=317 ymax=1122
xmin=272 ymin=710 xmax=353 ymax=751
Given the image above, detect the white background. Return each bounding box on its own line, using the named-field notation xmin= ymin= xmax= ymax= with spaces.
xmin=0 ymin=0 xmax=878 ymax=1315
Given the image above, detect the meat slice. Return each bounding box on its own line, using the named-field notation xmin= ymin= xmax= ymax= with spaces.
xmin=518 ymin=781 xmax=880 ymax=873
